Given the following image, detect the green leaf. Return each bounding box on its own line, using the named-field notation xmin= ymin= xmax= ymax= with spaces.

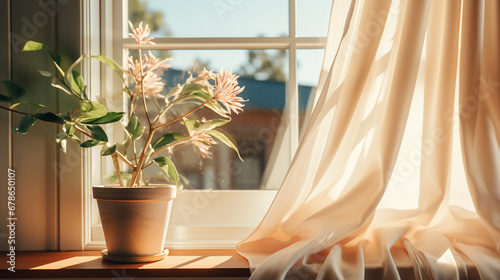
xmin=104 ymin=172 xmax=133 ymax=185
xmin=183 ymin=118 xmax=201 ymax=135
xmin=86 ymin=125 xmax=108 ymax=142
xmin=37 ymin=69 xmax=53 ymax=77
xmin=67 ymin=133 xmax=81 ymax=143
xmin=0 ymin=95 xmax=9 ymax=102
xmin=151 ymin=133 xmax=185 ymax=151
xmin=80 ymin=101 xmax=94 ymax=112
xmin=182 ymin=118 xmax=229 ymax=136
xmin=184 ymin=88 xmax=212 ymax=102
xmin=72 ymin=70 xmax=85 ymax=93
xmin=208 ymin=130 xmax=243 ymax=161
xmin=50 ymin=76 xmax=72 ymax=95
xmin=101 ymin=143 xmax=117 ymax=156
xmin=12 ymin=114 xmax=37 ymax=134
xmin=63 ymin=123 xmax=82 ymax=144
xmin=60 ymin=112 xmax=72 ymax=122
xmin=80 ymin=139 xmax=102 ymax=148
xmin=178 ymin=83 xmax=207 ymax=98
xmin=91 ymin=55 xmax=124 ymax=81
xmin=79 ymin=112 xmax=125 ymax=125
xmin=56 ymin=132 xmax=68 ymax=153
xmin=22 ymin=41 xmax=44 ymax=51
xmin=205 ymin=100 xmax=229 ymax=117
xmin=33 ymin=70 xmax=72 ymax=95
xmin=63 ymin=123 xmax=76 ymax=135
xmin=22 ymin=41 xmax=61 ymax=65
xmin=62 ymin=124 xmax=80 ymax=143
xmin=74 ymin=101 xmax=107 ymax=122
xmin=167 ymin=83 xmax=212 ymax=101
xmin=166 ymin=86 xmax=182 ymax=100
xmin=116 ymin=139 xmax=130 ymax=155
xmin=10 ymin=103 xmax=48 ymax=113
xmin=34 ymin=112 xmax=65 ymax=124
xmin=65 ymin=55 xmax=85 ymax=97
xmin=125 ymin=113 xmax=144 ymax=140
xmin=153 ymin=156 xmax=179 ymax=185
xmin=53 ymin=61 xmax=65 ymax=77
xmin=1 ymin=81 xmax=26 ymax=101
xmin=199 ymin=118 xmax=230 ymax=131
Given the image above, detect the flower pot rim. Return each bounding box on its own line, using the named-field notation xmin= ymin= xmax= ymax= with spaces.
xmin=93 ymin=185 xmax=176 ymax=201
xmin=94 ymin=184 xmax=176 ymax=189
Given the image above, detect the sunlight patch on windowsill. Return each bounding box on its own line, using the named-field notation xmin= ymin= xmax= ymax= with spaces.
xmin=31 ymin=256 xmax=101 ymax=270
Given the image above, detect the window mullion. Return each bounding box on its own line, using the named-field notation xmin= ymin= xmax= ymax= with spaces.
xmin=288 ymin=43 xmax=299 ymax=160
xmin=289 ymin=0 xmax=296 ymax=38
xmin=122 ymin=37 xmax=327 ymax=50
xmin=288 ymin=0 xmax=299 ymax=160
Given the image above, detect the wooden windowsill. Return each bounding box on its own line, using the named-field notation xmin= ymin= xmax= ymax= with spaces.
xmin=0 ymin=250 xmax=251 ymax=279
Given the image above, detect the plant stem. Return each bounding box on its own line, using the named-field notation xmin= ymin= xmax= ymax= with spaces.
xmin=0 ymin=105 xmax=28 ymax=115
xmin=74 ymin=124 xmax=93 ymax=138
xmin=152 ymin=100 xmax=175 ymax=125
xmin=142 ymin=136 xmax=190 ymax=173
xmin=138 ymin=47 xmax=152 ymax=126
xmin=1 ymin=105 xmax=96 ymax=141
xmin=152 ymin=96 xmax=162 ymax=111
xmin=111 ymin=154 xmax=124 ymax=187
xmin=1 ymin=105 xmax=96 ymax=142
xmin=128 ymin=127 xmax=156 ymax=187
xmin=153 ymin=97 xmax=214 ymax=130
xmin=142 ymin=161 xmax=153 ymax=170
xmin=132 ymin=139 xmax=138 ymax=165
xmin=115 ymin=150 xmax=134 ymax=168
xmin=151 ymin=137 xmax=192 ymax=156
xmin=143 ymin=149 xmax=154 ymax=172
xmin=128 ymin=95 xmax=136 ymax=120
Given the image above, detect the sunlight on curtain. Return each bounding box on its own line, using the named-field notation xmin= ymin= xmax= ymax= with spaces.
xmin=237 ymin=0 xmax=500 ymax=279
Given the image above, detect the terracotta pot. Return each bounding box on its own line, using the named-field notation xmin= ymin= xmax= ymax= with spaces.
xmin=93 ymin=185 xmax=176 ymax=263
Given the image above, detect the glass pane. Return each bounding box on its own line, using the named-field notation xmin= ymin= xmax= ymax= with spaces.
xmin=125 ymin=49 xmax=289 ymax=190
xmin=297 ymin=49 xmax=324 ymax=138
xmin=128 ymin=0 xmax=288 ymax=37
xmin=297 ymin=0 xmax=332 ymax=37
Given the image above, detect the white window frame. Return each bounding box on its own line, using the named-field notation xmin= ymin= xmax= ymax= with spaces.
xmin=69 ymin=0 xmax=328 ymax=250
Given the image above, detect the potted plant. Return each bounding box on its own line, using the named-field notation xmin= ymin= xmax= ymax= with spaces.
xmin=0 ymin=22 xmax=245 ymax=263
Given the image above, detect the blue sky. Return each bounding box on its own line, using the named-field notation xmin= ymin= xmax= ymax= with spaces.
xmin=131 ymin=0 xmax=332 ymax=86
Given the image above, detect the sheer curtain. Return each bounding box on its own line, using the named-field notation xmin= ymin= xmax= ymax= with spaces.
xmin=237 ymin=0 xmax=500 ymax=279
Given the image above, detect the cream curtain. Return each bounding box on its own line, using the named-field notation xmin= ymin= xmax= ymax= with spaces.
xmin=237 ymin=0 xmax=500 ymax=279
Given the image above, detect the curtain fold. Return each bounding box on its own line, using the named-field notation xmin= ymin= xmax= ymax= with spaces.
xmin=460 ymin=0 xmax=500 ymax=249
xmin=237 ymin=0 xmax=500 ymax=279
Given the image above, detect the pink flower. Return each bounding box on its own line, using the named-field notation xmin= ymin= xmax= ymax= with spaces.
xmin=123 ymin=51 xmax=172 ymax=98
xmin=140 ymin=71 xmax=165 ymax=98
xmin=124 ymin=57 xmax=165 ymax=98
xmin=129 ymin=21 xmax=154 ymax=45
xmin=144 ymin=51 xmax=172 ymax=72
xmin=123 ymin=56 xmax=144 ymax=80
xmin=191 ymin=131 xmax=216 ymax=158
xmin=187 ymin=68 xmax=214 ymax=87
xmin=213 ymin=69 xmax=245 ymax=114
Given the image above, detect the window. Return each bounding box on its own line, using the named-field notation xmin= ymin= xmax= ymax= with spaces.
xmin=84 ymin=0 xmax=332 ymax=249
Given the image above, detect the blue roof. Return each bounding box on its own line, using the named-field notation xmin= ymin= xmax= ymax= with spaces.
xmin=163 ymin=69 xmax=315 ymax=112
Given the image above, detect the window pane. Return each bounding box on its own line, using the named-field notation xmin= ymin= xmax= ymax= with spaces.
xmin=297 ymin=49 xmax=324 ymax=138
xmin=125 ymin=49 xmax=289 ymax=190
xmin=297 ymin=0 xmax=332 ymax=37
xmin=128 ymin=0 xmax=288 ymax=38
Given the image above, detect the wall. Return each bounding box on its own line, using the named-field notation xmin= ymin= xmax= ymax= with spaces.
xmin=0 ymin=0 xmax=82 ymax=251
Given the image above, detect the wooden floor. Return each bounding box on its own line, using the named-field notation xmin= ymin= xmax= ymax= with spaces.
xmin=0 ymin=250 xmax=251 ymax=279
